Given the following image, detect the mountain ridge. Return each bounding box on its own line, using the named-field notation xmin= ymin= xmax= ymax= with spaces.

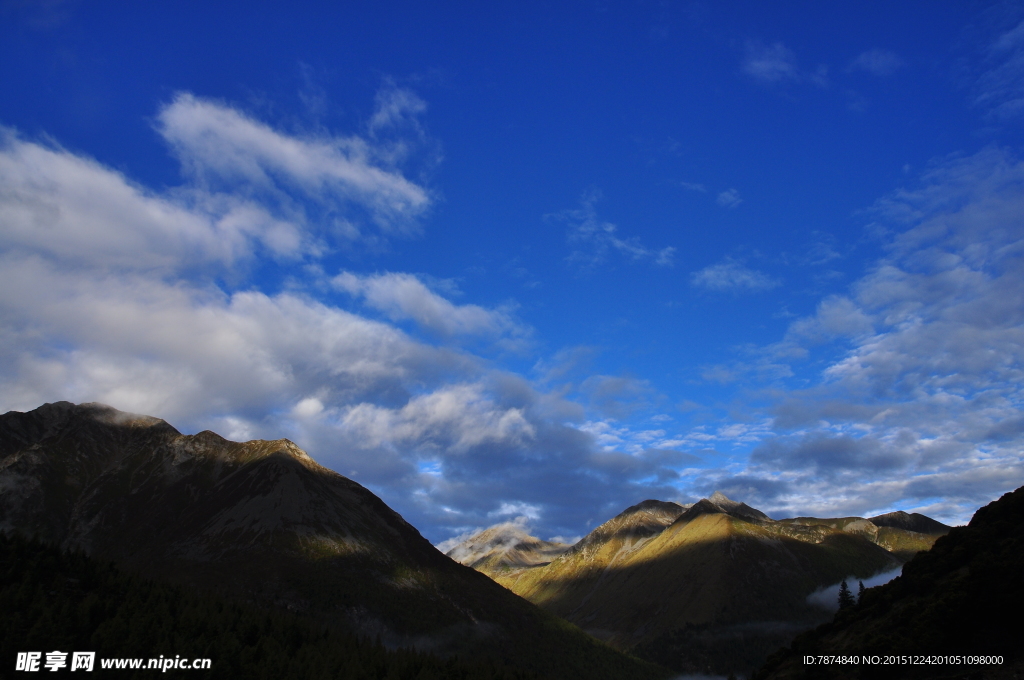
xmin=0 ymin=401 xmax=667 ymax=680
xmin=449 ymin=491 xmax=949 ymax=676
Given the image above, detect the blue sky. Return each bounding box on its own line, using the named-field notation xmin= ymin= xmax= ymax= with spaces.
xmin=2 ymin=1 xmax=1023 ymax=545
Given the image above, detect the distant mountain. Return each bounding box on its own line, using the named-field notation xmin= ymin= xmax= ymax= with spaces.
xmin=450 ymin=492 xmax=946 ymax=677
xmin=779 ymin=512 xmax=950 ymax=562
xmin=868 ymin=510 xmax=950 ymax=535
xmin=445 ymin=522 xmax=571 ymax=573
xmin=0 ymin=402 xmax=667 ymax=680
xmin=754 ymin=485 xmax=1024 ymax=679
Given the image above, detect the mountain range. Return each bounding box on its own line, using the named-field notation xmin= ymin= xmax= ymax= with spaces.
xmin=448 ymin=491 xmax=949 ymax=676
xmin=0 ymin=402 xmax=665 ymax=680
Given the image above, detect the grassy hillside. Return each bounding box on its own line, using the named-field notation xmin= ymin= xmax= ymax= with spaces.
xmin=490 ymin=499 xmax=899 ymax=677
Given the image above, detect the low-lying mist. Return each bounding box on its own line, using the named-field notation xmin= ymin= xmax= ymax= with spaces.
xmin=806 ymin=566 xmax=904 ymax=611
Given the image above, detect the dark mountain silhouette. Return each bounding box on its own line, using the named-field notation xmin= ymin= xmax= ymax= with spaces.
xmin=0 ymin=402 xmax=666 ymax=680
xmin=0 ymin=532 xmax=538 ymax=680
xmin=754 ymin=485 xmax=1024 ymax=679
xmin=868 ymin=511 xmax=950 ymax=535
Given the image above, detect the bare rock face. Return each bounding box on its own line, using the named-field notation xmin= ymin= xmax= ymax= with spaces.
xmin=0 ymin=402 xmax=664 ymax=680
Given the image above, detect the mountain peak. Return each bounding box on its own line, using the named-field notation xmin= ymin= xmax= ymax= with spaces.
xmin=445 ymin=522 xmax=571 ymax=571
xmin=672 ymin=497 xmax=726 ymax=525
xmin=709 ymin=490 xmax=733 ymax=504
xmin=700 ymin=491 xmax=771 ymax=522
xmin=869 ymin=510 xmax=951 ymax=535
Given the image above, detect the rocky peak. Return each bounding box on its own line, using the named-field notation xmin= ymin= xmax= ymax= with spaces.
xmin=446 ymin=522 xmax=571 ymax=571
xmin=670 ymin=492 xmax=771 ymax=526
xmin=672 ymin=497 xmax=726 ymax=525
xmin=707 ymin=491 xmax=771 ymax=521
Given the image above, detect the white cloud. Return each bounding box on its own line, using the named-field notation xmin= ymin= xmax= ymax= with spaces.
xmin=0 ymin=89 xmax=695 ymax=546
xmin=786 ymin=296 xmax=874 ymax=342
xmin=0 ymin=255 xmax=468 ymax=423
xmin=332 ymin=270 xmax=528 ymax=342
xmin=157 ymin=92 xmax=431 ymax=235
xmin=690 ymin=258 xmax=780 ymax=292
xmin=707 ymin=147 xmax=1024 ymax=525
xmin=0 ymin=91 xmax=457 ymax=428
xmin=434 ymin=527 xmax=485 ymax=553
xmin=336 ymin=383 xmax=536 ymax=454
xmin=0 ymin=129 xmax=307 ymax=270
xmin=489 ymin=503 xmax=541 ymax=520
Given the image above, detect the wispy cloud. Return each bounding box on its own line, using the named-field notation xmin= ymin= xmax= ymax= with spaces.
xmin=848 ymin=48 xmax=904 ymax=76
xmin=156 ymin=91 xmax=432 ymax=238
xmin=556 ymin=190 xmax=676 ymax=268
xmin=332 ymin=270 xmax=529 ymax=343
xmin=716 ymin=188 xmax=742 ymax=208
xmin=743 ymin=41 xmax=828 ymax=87
xmin=974 ymin=19 xmax=1024 ymax=119
xmin=690 ymin=258 xmax=780 ymax=292
xmin=743 ymin=42 xmax=801 ymax=83
xmin=368 ymin=79 xmax=428 ymax=135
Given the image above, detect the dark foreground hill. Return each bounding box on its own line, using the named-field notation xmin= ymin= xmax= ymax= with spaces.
xmin=0 ymin=532 xmax=536 ymax=680
xmin=0 ymin=402 xmax=666 ymax=680
xmin=452 ymin=494 xmax=948 ymax=677
xmin=753 ymin=485 xmax=1024 ymax=680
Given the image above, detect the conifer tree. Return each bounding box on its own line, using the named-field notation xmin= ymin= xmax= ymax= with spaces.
xmin=838 ymin=580 xmax=855 ymax=609
xmin=858 ymin=580 xmax=865 ymax=603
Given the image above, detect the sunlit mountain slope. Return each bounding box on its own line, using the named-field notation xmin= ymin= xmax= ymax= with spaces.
xmin=450 ymin=491 xmax=947 ymax=676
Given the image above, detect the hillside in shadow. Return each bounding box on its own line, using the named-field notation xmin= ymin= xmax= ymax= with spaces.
xmin=753 ymin=485 xmax=1024 ymax=680
xmin=0 ymin=402 xmax=667 ymax=680
xmin=0 ymin=532 xmax=538 ymax=679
